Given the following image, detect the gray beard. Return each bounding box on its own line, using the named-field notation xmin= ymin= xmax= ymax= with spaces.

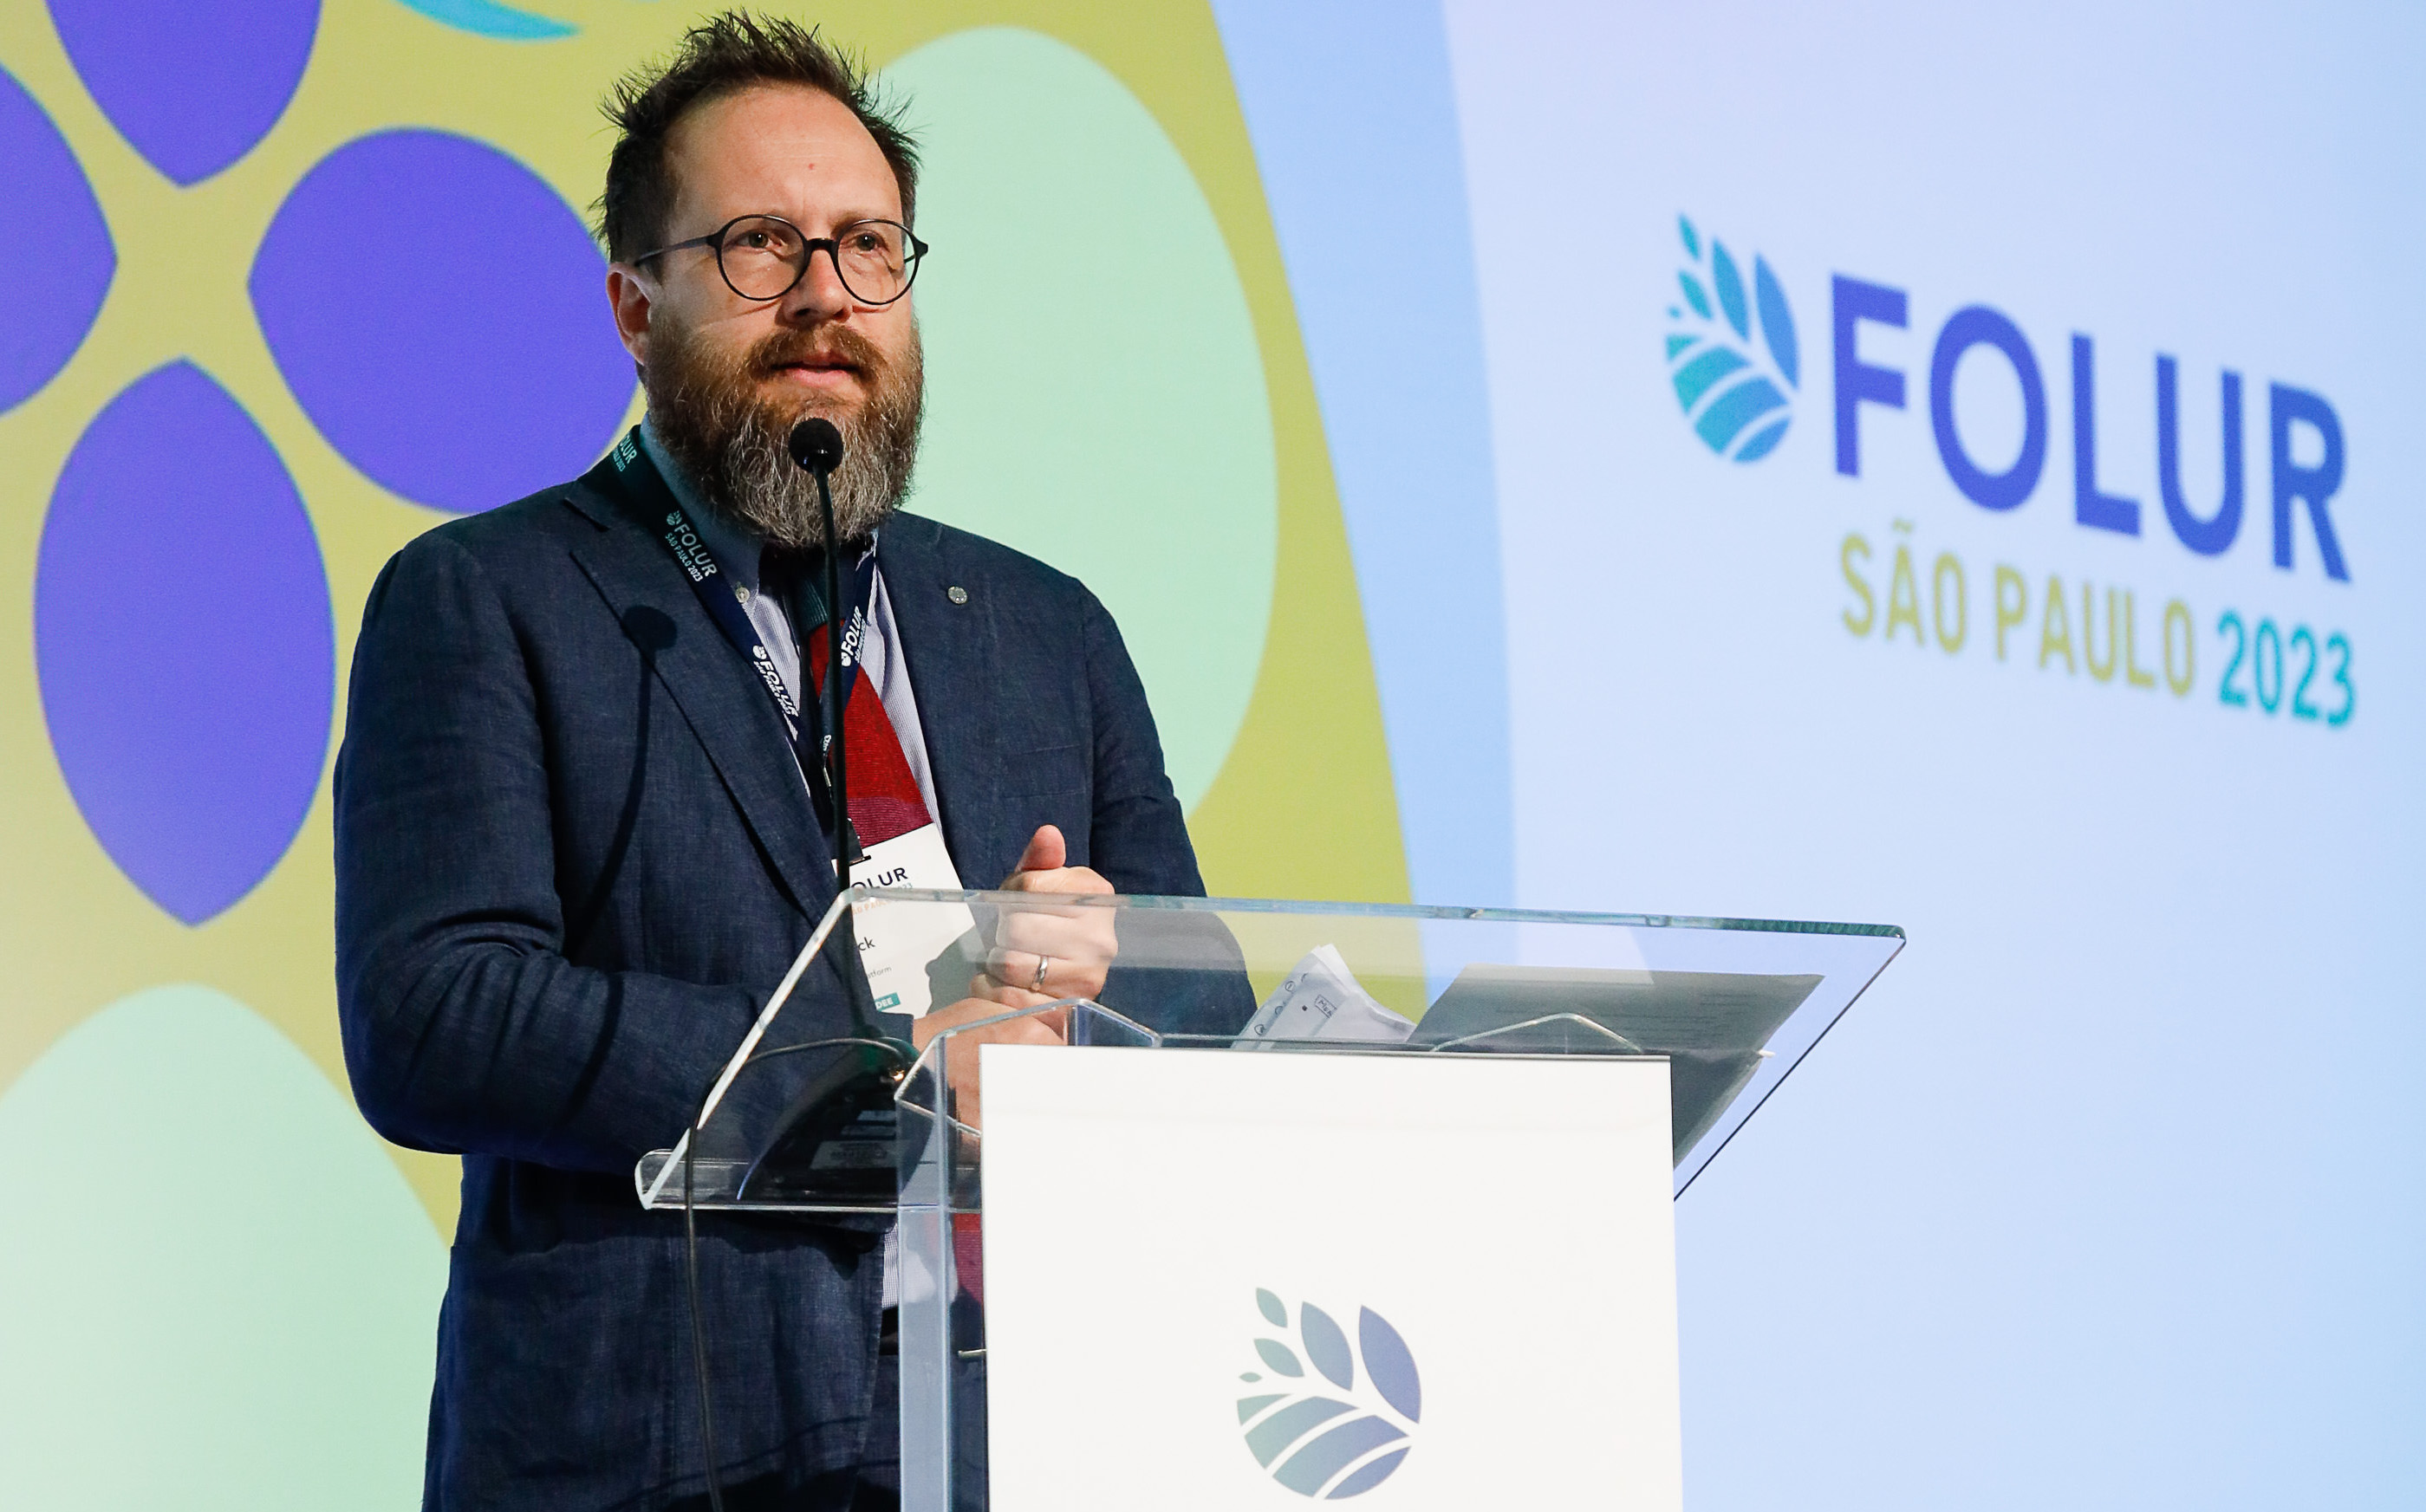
xmin=645 ymin=327 xmax=925 ymax=550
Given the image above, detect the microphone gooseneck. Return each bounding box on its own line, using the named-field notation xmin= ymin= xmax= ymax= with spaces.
xmin=742 ymin=414 xmax=907 ymax=1196
xmin=785 ymin=417 xmax=861 ymax=879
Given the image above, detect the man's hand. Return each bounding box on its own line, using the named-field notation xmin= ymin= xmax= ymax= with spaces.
xmin=908 ymin=826 xmax=1121 ymax=1129
xmin=972 ymin=825 xmax=1118 ymax=1005
xmin=908 ymin=988 xmax=1064 ymax=1132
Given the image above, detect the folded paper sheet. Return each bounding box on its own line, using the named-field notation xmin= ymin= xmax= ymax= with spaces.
xmin=1233 ymin=944 xmax=1416 ymax=1048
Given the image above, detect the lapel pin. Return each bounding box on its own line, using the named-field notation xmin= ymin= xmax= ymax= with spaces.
xmin=946 ymin=586 xmax=968 ymax=605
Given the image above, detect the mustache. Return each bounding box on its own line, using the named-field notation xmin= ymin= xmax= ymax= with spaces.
xmin=748 ymin=323 xmax=890 ymax=381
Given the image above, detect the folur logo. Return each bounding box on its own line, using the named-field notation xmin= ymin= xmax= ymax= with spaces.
xmin=1235 ymin=1288 xmax=1421 ymax=1500
xmin=1831 ymin=275 xmax=2351 ymax=580
xmin=1666 ymin=214 xmax=1801 ymax=463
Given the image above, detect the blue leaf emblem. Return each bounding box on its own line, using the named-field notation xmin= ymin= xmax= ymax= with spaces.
xmin=1664 ymin=213 xmax=1796 ymax=464
xmin=1673 ymin=346 xmax=1749 ymax=412
xmin=1710 ymin=242 xmax=1749 ymax=341
xmin=1237 ymin=1291 xmax=1418 ymax=1498
xmin=1754 ymin=255 xmax=1798 ymax=389
xmin=1676 ymin=272 xmax=1712 ymax=321
xmin=1698 ymin=377 xmax=1787 ymax=453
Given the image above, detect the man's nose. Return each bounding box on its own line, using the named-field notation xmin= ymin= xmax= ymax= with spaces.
xmin=779 ymin=244 xmax=855 ymax=324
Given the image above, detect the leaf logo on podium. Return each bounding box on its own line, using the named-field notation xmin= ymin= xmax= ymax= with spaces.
xmin=1666 ymin=213 xmax=1799 ymax=463
xmin=1234 ymin=1288 xmax=1421 ymax=1499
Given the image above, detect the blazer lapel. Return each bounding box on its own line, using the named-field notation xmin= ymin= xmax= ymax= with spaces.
xmin=562 ymin=477 xmax=835 ymax=920
xmin=880 ymin=513 xmax=1005 ymax=885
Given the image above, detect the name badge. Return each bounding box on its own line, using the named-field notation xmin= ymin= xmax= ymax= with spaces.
xmin=847 ymin=822 xmax=971 ymax=1019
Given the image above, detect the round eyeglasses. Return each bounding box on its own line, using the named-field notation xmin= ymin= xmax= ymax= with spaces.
xmin=634 ymin=214 xmax=928 ymax=307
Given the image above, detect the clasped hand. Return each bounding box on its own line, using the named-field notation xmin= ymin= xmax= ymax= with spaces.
xmin=907 ymin=824 xmax=1116 ymax=1127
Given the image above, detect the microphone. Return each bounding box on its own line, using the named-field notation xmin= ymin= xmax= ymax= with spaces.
xmin=786 ymin=415 xmax=844 ymax=474
xmin=784 ymin=417 xmax=862 ymax=878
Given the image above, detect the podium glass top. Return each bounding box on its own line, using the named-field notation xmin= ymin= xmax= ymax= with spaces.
xmin=634 ymin=890 xmax=1902 ymax=1214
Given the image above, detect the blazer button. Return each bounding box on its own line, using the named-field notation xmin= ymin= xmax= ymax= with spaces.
xmin=946 ymin=586 xmax=968 ymax=605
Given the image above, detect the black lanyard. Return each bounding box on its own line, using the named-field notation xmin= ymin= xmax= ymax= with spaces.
xmin=600 ymin=427 xmax=876 ymax=784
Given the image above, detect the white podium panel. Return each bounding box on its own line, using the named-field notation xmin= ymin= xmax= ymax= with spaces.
xmin=979 ymin=1045 xmax=1682 ymax=1511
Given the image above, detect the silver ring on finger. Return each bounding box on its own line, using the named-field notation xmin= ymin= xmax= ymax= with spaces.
xmin=1031 ymin=954 xmax=1053 ymax=992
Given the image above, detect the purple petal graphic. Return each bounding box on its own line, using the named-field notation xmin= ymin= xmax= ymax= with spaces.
xmin=36 ymin=361 xmax=335 ymax=925
xmin=0 ymin=62 xmax=114 ymax=411
xmin=250 ymin=129 xmax=634 ymax=513
xmin=1275 ymin=1414 xmax=1404 ymax=1496
xmin=48 ymin=0 xmax=319 ymax=185
xmin=1357 ymin=1308 xmax=1421 ymax=1423
xmin=1253 ymin=1338 xmax=1304 ymax=1378
xmin=1300 ymin=1303 xmax=1355 ymax=1390
xmin=1324 ymin=1446 xmax=1408 ymax=1499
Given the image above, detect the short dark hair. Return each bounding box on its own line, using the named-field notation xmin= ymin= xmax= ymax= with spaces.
xmin=595 ymin=11 xmax=920 ymax=263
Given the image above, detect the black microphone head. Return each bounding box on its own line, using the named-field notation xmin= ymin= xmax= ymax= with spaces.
xmin=786 ymin=416 xmax=845 ymax=474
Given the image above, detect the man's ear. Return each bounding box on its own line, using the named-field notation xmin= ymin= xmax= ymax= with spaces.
xmin=606 ymin=263 xmax=654 ymax=367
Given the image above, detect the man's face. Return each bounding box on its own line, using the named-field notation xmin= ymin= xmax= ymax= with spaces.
xmin=608 ymin=83 xmax=922 ymax=546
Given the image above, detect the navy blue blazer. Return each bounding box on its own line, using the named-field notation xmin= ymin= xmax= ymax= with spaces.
xmin=335 ymin=452 xmax=1217 ymax=1510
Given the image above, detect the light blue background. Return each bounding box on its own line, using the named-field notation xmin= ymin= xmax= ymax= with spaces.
xmin=1213 ymin=0 xmax=1512 ymax=910
xmin=1220 ymin=1 xmax=2426 ymax=1505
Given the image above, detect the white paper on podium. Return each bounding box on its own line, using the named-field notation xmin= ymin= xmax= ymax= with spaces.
xmin=1233 ymin=944 xmax=1416 ymax=1048
xmin=977 ymin=1045 xmax=1681 ymax=1512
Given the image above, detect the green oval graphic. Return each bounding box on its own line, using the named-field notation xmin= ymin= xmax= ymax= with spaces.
xmin=885 ymin=28 xmax=1279 ymax=813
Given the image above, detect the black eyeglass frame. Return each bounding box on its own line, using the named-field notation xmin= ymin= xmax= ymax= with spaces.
xmin=632 ymin=213 xmax=930 ymax=308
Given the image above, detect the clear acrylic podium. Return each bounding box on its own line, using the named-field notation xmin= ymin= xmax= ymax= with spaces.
xmin=636 ymin=889 xmax=1902 ymax=1509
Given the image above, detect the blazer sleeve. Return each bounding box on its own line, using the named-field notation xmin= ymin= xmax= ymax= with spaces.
xmin=1075 ymin=583 xmax=1206 ymax=897
xmin=1075 ymin=584 xmax=1258 ymax=1036
xmin=334 ymin=533 xmax=763 ymax=1175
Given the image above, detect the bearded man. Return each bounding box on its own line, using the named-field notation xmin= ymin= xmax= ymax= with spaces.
xmin=333 ymin=15 xmax=1225 ymax=1509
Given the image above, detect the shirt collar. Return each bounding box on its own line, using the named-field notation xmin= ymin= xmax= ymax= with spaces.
xmin=639 ymin=415 xmax=762 ymax=594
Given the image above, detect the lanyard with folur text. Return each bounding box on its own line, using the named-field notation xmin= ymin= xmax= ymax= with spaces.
xmin=602 ymin=427 xmax=875 ymax=788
